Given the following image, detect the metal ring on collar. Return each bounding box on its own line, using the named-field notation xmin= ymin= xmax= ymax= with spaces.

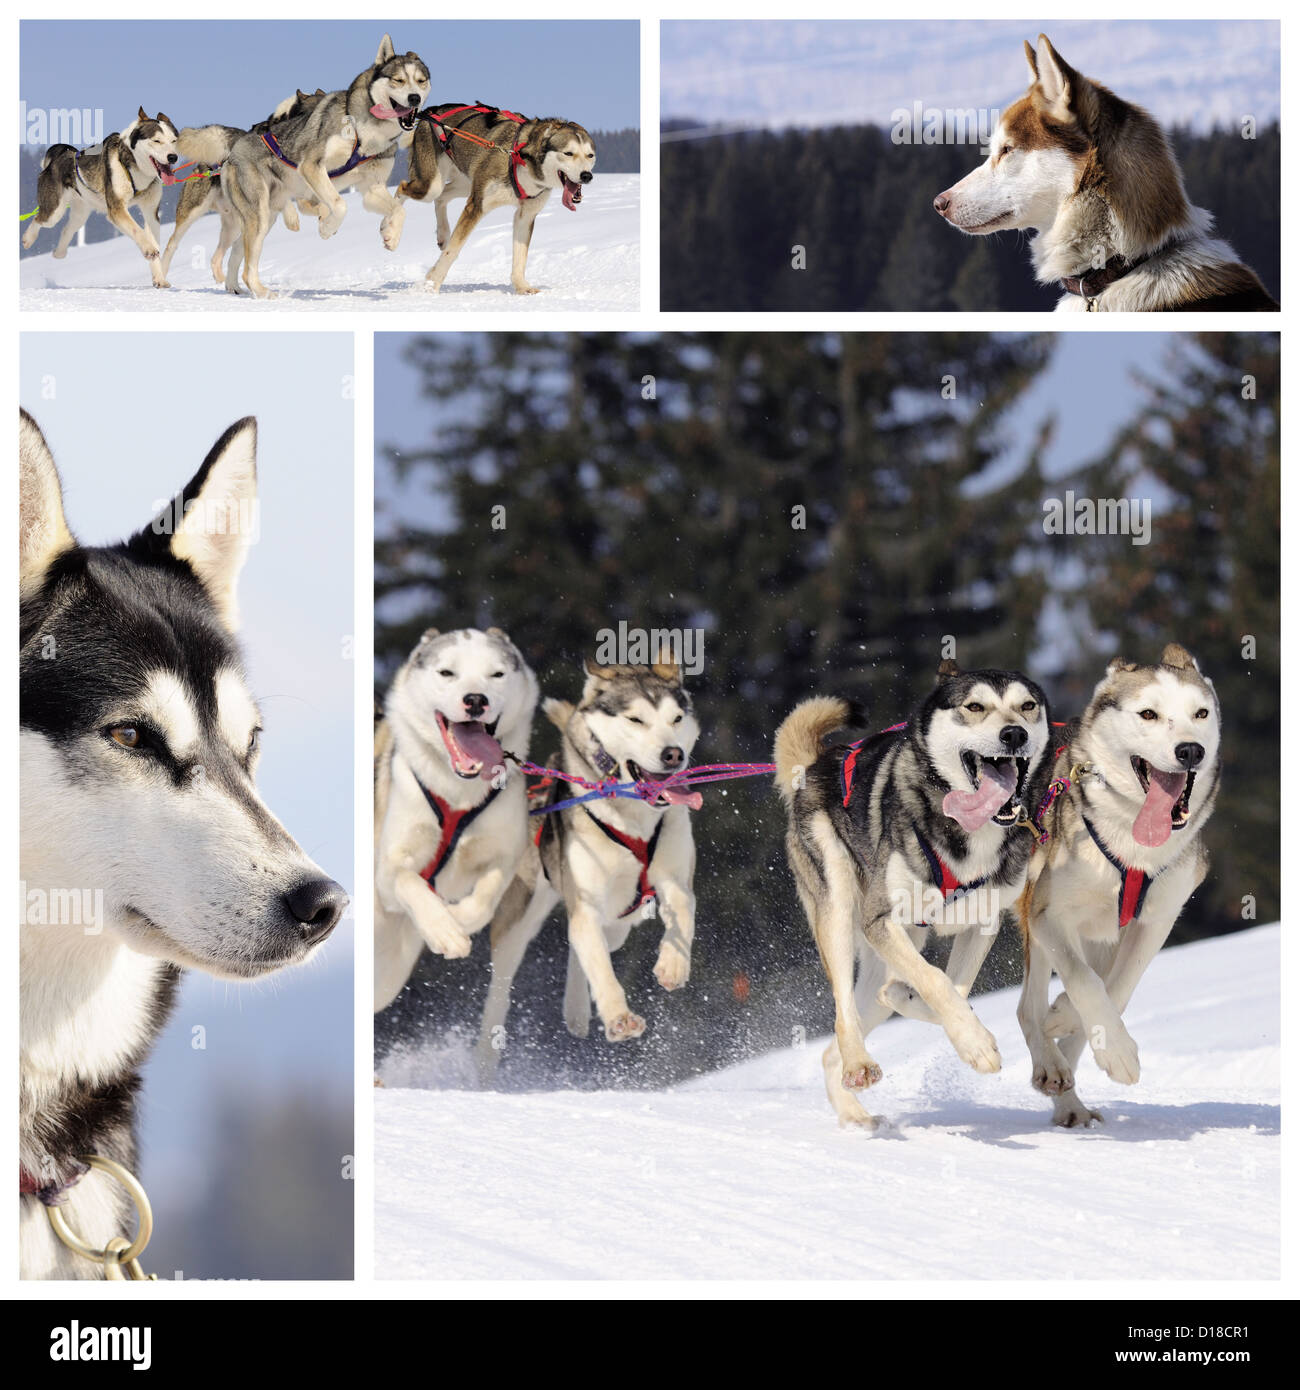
xmin=46 ymin=1153 xmax=154 ymax=1267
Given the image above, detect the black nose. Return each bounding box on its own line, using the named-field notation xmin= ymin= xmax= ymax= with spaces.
xmin=406 ymin=93 xmax=421 ymax=107
xmin=661 ymin=745 xmax=685 ymax=769
xmin=934 ymin=193 xmax=950 ymax=214
xmin=1175 ymin=742 xmax=1204 ymax=769
xmin=462 ymin=692 xmax=488 ymax=718
xmin=999 ymin=725 xmax=1028 ymax=752
xmin=167 ymin=152 xmax=178 ymax=164
xmin=580 ymin=170 xmax=593 ymax=183
xmin=284 ymin=878 xmax=347 ymax=945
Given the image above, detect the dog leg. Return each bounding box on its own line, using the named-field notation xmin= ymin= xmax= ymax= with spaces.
xmin=864 ymin=910 xmax=1001 ymax=1074
xmin=1033 ymin=918 xmax=1138 ymax=1083
xmin=434 ymin=192 xmax=452 ymax=250
xmin=423 ymin=195 xmax=486 ymax=292
xmin=239 ymin=203 xmax=277 ymax=300
xmin=653 ymin=877 xmax=695 ymax=991
xmin=24 ymin=187 xmax=71 ymax=249
xmin=881 ymin=916 xmax=1000 ymax=1021
xmin=160 ymin=194 xmax=206 ymax=282
xmin=510 ymin=195 xmax=546 ymax=294
xmin=391 ymin=867 xmax=473 ymax=958
xmin=300 ymin=161 xmax=346 ymax=239
xmin=373 ymin=905 xmax=425 ymax=1013
xmin=1017 ymin=925 xmax=1078 ymax=1098
xmin=567 ymin=900 xmax=642 ymax=1041
xmin=140 ymin=183 xmax=169 ymax=287
xmin=563 ymin=947 xmax=592 ymax=1037
xmin=476 ymin=877 xmax=556 ymax=1079
xmin=51 ymin=198 xmax=90 ymax=258
xmin=362 ymin=177 xmax=407 ymax=252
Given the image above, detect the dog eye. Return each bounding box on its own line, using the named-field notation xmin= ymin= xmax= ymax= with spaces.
xmin=107 ymin=724 xmax=142 ymax=749
xmin=1194 ymin=708 xmax=1209 ymax=720
xmin=437 ymin=668 xmax=454 ymax=678
xmin=964 ymin=702 xmax=984 ymax=713
xmin=1000 ymin=144 xmax=1013 ymax=157
xmin=626 ymin=715 xmax=645 ymax=725
xmin=490 ymin=670 xmax=505 ymax=679
xmin=673 ymin=714 xmax=683 ymax=724
xmin=248 ymin=728 xmax=262 ymax=756
xmin=1020 ymin=700 xmax=1037 ymax=713
xmin=1138 ymin=709 xmax=1158 ymax=721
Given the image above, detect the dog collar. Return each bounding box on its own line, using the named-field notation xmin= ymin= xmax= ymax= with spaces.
xmin=20 ymin=1159 xmax=88 ymax=1207
xmin=1060 ymin=251 xmax=1153 ymax=306
xmin=912 ymin=825 xmax=988 ymax=903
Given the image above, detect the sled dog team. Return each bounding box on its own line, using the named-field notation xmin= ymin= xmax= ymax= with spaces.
xmin=375 ymin=627 xmax=1220 ymax=1130
xmin=22 ymin=34 xmax=597 ymax=299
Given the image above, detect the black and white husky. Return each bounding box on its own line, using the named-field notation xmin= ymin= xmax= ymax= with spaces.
xmin=934 ymin=34 xmax=1278 ymax=311
xmin=373 ymin=628 xmax=539 ymax=1013
xmin=19 ymin=411 xmax=348 ymax=1279
xmin=476 ymin=657 xmax=701 ymax=1078
xmin=774 ymin=662 xmax=1053 ymax=1128
xmin=21 ymin=108 xmax=181 ymax=288
xmin=1017 ymin=645 xmax=1221 ymax=1127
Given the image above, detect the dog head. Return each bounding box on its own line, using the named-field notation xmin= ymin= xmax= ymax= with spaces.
xmin=368 ymin=34 xmax=430 ymax=131
xmin=1077 ymin=644 xmax=1220 ymax=847
xmin=569 ymin=653 xmax=700 ymax=805
xmin=19 ymin=411 xmax=348 ymax=980
xmin=932 ymin=34 xmax=1188 ymax=255
xmin=534 ymin=120 xmax=596 ymax=210
xmin=395 ymin=627 xmax=538 ymax=780
xmin=917 ymin=660 xmax=1052 ymax=832
xmin=126 ymin=106 xmax=181 ymax=184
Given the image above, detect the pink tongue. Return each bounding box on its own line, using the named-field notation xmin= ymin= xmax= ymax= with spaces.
xmin=943 ymin=759 xmax=1018 ymax=832
xmin=1133 ymin=768 xmax=1186 ymax=847
xmin=440 ymin=718 xmax=503 ymax=780
xmin=370 ymin=104 xmax=401 ymax=119
xmin=561 ymin=181 xmax=578 ymax=211
xmin=659 ymin=786 xmax=703 ymax=810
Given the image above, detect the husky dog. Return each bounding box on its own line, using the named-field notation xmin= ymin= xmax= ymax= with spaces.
xmin=21 ymin=108 xmax=181 ymax=288
xmin=19 ymin=411 xmax=348 ymax=1279
xmin=774 ymin=661 xmax=1053 ymax=1128
xmin=159 ymin=88 xmax=327 ymax=287
xmin=396 ymin=104 xmax=596 ymax=294
xmin=374 ymin=628 xmax=539 ymax=1012
xmin=933 ymin=34 xmax=1278 ymax=311
xmin=182 ymin=35 xmax=429 ymax=298
xmin=1016 ymin=645 xmax=1220 ymax=1127
xmin=476 ymin=657 xmax=701 ymax=1075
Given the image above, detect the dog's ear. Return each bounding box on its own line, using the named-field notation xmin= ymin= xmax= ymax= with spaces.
xmin=1023 ymin=38 xmax=1039 ymax=85
xmin=1106 ymin=656 xmax=1139 ymax=675
xmin=418 ymin=627 xmax=440 ymax=644
xmin=1160 ymin=643 xmax=1199 ymax=673
xmin=583 ymin=656 xmax=619 ymax=680
xmin=135 ymin=418 xmax=258 ymax=631
xmin=137 ymin=105 xmax=148 ymax=123
xmin=375 ymin=33 xmax=396 ymax=65
xmin=316 ymin=87 xmax=326 ymax=96
xmin=651 ymin=645 xmax=681 ymax=684
xmin=937 ymin=658 xmax=961 ymax=680
xmin=297 ymin=89 xmax=310 ymax=104
xmin=543 ymin=697 xmax=574 ymax=731
xmin=19 ymin=410 xmax=76 ymax=595
xmin=1033 ymin=35 xmax=1086 ymax=121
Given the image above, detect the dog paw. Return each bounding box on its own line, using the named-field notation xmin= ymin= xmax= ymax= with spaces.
xmin=653 ymin=949 xmax=690 ymax=991
xmin=604 ymin=1012 xmax=645 ymax=1042
xmin=1032 ymin=1060 xmax=1074 ymax=1095
xmin=512 ymin=282 xmax=541 ymax=295
xmin=1053 ymin=1096 xmax=1103 ymax=1129
xmin=1043 ymin=996 xmax=1082 ymax=1038
xmin=879 ymin=980 xmax=938 ymax=1023
xmin=1090 ymin=1023 xmax=1139 ymax=1084
xmin=52 ymin=247 xmax=68 ymax=259
xmin=319 ymin=216 xmax=343 ymax=241
xmin=841 ymin=1059 xmax=883 ymax=1090
xmin=421 ymin=274 xmax=442 ymax=294
xmin=838 ymin=1110 xmax=882 ymax=1132
xmin=154 ymin=279 xmax=171 ymax=290
xmin=380 ymin=214 xmax=405 ymax=251
xmin=429 ymin=927 xmax=473 ymax=960
xmin=949 ymin=1018 xmax=1002 ymax=1074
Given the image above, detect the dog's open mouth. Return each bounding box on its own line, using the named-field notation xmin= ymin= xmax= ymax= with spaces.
xmin=1131 ymin=757 xmax=1193 ymax=847
xmin=560 ymin=172 xmax=584 ymax=211
xmin=399 ymin=106 xmax=420 ymax=131
xmin=626 ymin=760 xmax=702 ymax=811
xmin=152 ymin=157 xmax=181 ymax=185
xmin=435 ymin=712 xmax=503 ymax=781
xmin=370 ymin=103 xmax=422 ymax=130
xmin=944 ymin=753 xmax=1029 ymax=832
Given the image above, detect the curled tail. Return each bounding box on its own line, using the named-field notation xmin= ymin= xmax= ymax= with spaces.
xmin=773 ymin=696 xmax=859 ymax=805
xmin=41 ymin=143 xmax=77 ymax=171
xmin=542 ymin=696 xmax=574 ymax=731
xmin=177 ymin=125 xmax=238 ymax=166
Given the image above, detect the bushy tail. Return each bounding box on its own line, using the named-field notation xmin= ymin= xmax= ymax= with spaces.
xmin=40 ymin=143 xmax=76 ymax=171
xmin=177 ymin=124 xmax=237 ymax=166
xmin=542 ymin=696 xmax=574 ymax=731
xmin=773 ymin=696 xmax=854 ymax=805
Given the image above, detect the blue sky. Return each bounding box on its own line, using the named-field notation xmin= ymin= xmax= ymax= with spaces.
xmin=20 ymin=20 xmax=639 ymax=141
xmin=20 ymin=332 xmax=354 ymax=1265
xmin=662 ymin=20 xmax=1280 ymax=133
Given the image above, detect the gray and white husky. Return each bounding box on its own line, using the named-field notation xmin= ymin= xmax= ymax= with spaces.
xmin=179 ymin=34 xmax=429 ymax=298
xmin=21 ymin=108 xmax=181 ymax=287
xmin=159 ymin=88 xmax=328 ymax=287
xmin=933 ymin=34 xmax=1278 ymax=310
xmin=1016 ymin=644 xmax=1220 ymax=1127
xmin=19 ymin=410 xmax=348 ymax=1279
xmin=476 ymin=657 xmax=700 ymax=1077
xmin=774 ymin=661 xmax=1053 ymax=1128
xmin=396 ymin=104 xmax=596 ymax=294
xmin=373 ymin=628 xmax=539 ymax=1013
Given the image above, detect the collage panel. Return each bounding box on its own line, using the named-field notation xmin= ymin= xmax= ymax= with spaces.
xmin=371 ymin=329 xmax=1278 ymax=1282
xmin=660 ymin=20 xmax=1280 ymax=312
xmin=19 ymin=334 xmax=355 ymax=1280
xmin=19 ymin=19 xmax=639 ymax=311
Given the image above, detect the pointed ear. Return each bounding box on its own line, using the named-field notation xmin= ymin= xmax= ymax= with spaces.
xmin=297 ymin=89 xmax=309 ymax=103
xmin=651 ymin=646 xmax=681 ymax=683
xmin=145 ymin=418 xmax=258 ymax=630
xmin=1034 ymin=34 xmax=1078 ymax=115
xmin=376 ymin=33 xmax=395 ymax=64
xmin=137 ymin=105 xmax=148 ymax=123
xmin=156 ymin=112 xmax=172 ymax=129
xmin=1023 ymin=38 xmax=1039 ymax=85
xmin=937 ymin=658 xmax=961 ymax=680
xmin=1160 ymin=643 xmax=1199 ymax=672
xmin=1106 ymin=656 xmax=1139 ymax=675
xmin=19 ymin=410 xmax=75 ymax=595
xmin=583 ymin=656 xmax=618 ymax=680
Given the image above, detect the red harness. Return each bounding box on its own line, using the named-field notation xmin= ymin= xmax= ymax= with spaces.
xmin=1083 ymin=816 xmax=1154 ymax=928
xmin=582 ymin=809 xmax=664 ymax=918
xmin=417 ymin=779 xmax=502 ymax=892
xmin=420 ymin=104 xmax=536 ymax=200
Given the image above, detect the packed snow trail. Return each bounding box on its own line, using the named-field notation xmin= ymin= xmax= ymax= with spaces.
xmin=376 ymin=924 xmax=1279 ymax=1280
xmin=19 ymin=174 xmax=638 ymax=312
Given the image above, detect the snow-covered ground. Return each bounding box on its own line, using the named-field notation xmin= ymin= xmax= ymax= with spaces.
xmin=19 ymin=174 xmax=638 ymax=311
xmin=376 ymin=924 xmax=1280 ymax=1281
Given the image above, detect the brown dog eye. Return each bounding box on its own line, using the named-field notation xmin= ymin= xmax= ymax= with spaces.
xmin=1021 ymin=700 xmax=1036 ymax=713
xmin=1138 ymin=709 xmax=1158 ymax=721
xmin=109 ymin=725 xmax=141 ymax=749
xmin=965 ymin=702 xmax=984 ymax=713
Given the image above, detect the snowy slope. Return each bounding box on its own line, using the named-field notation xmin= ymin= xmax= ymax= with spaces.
xmin=19 ymin=174 xmax=638 ymax=312
xmin=375 ymin=924 xmax=1280 ymax=1281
